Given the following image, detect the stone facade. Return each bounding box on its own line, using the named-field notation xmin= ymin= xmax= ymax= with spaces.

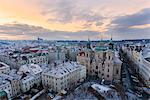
xmin=77 ymin=41 xmax=122 ymax=82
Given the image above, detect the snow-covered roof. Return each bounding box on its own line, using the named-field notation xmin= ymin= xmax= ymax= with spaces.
xmin=114 ymin=52 xmax=122 ymax=64
xmin=114 ymin=57 xmax=122 ymax=64
xmin=0 ymin=77 xmax=10 ymax=86
xmin=142 ymin=48 xmax=150 ymax=59
xmin=19 ymin=64 xmax=42 ymax=75
xmin=0 ymin=71 xmax=22 ymax=81
xmin=21 ymin=75 xmax=34 ymax=84
xmin=44 ymin=62 xmax=85 ymax=78
xmin=91 ymin=84 xmax=111 ymax=93
xmin=0 ymin=62 xmax=10 ymax=70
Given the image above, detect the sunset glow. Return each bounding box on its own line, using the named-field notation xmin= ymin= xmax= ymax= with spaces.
xmin=0 ymin=0 xmax=150 ymax=40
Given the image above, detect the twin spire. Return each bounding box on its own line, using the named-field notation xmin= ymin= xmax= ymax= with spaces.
xmin=86 ymin=33 xmax=114 ymax=50
xmin=99 ymin=32 xmax=113 ymax=42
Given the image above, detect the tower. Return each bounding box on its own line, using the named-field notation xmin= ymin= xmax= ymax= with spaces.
xmin=108 ymin=34 xmax=114 ymax=50
xmin=86 ymin=37 xmax=91 ymax=50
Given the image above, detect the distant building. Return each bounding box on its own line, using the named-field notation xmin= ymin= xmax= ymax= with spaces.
xmin=37 ymin=37 xmax=44 ymax=42
xmin=0 ymin=48 xmax=49 ymax=69
xmin=48 ymin=46 xmax=66 ymax=63
xmin=42 ymin=62 xmax=86 ymax=92
xmin=65 ymin=47 xmax=79 ymax=61
xmin=77 ymin=39 xmax=122 ymax=82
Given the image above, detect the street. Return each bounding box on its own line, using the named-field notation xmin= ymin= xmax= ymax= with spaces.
xmin=119 ymin=49 xmax=149 ymax=100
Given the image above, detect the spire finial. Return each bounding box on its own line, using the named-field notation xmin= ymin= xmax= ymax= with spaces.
xmin=88 ymin=35 xmax=90 ymax=41
xmin=111 ymin=33 xmax=112 ymax=40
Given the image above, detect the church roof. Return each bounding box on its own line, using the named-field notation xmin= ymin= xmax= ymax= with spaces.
xmin=95 ymin=46 xmax=107 ymax=51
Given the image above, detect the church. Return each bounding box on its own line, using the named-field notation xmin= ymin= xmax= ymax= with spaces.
xmin=77 ymin=37 xmax=122 ymax=83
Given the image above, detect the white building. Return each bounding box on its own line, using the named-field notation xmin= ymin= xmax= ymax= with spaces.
xmin=19 ymin=64 xmax=43 ymax=92
xmin=0 ymin=77 xmax=12 ymax=99
xmin=0 ymin=62 xmax=10 ymax=74
xmin=140 ymin=48 xmax=150 ymax=87
xmin=0 ymin=73 xmax=21 ymax=98
xmin=42 ymin=62 xmax=86 ymax=92
xmin=122 ymin=43 xmax=150 ymax=87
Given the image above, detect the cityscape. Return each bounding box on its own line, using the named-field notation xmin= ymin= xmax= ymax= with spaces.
xmin=0 ymin=0 xmax=150 ymax=100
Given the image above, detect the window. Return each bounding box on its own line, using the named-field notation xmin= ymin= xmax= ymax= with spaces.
xmin=116 ymin=69 xmax=119 ymax=74
xmin=109 ymin=56 xmax=111 ymax=60
xmin=107 ymin=75 xmax=109 ymax=77
xmin=108 ymin=69 xmax=109 ymax=72
xmin=96 ymin=66 xmax=98 ymax=69
xmin=95 ymin=72 xmax=98 ymax=75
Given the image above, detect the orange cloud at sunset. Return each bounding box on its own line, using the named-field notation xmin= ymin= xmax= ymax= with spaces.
xmin=0 ymin=0 xmax=149 ymax=40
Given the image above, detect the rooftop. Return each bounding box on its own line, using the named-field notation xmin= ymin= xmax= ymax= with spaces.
xmin=95 ymin=46 xmax=108 ymax=51
xmin=21 ymin=75 xmax=34 ymax=83
xmin=19 ymin=64 xmax=43 ymax=75
xmin=91 ymin=84 xmax=111 ymax=93
xmin=44 ymin=62 xmax=85 ymax=78
xmin=0 ymin=62 xmax=10 ymax=69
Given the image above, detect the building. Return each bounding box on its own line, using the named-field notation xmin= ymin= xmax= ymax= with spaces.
xmin=42 ymin=62 xmax=86 ymax=92
xmin=0 ymin=73 xmax=21 ymax=98
xmin=0 ymin=62 xmax=10 ymax=74
xmin=141 ymin=49 xmax=150 ymax=87
xmin=0 ymin=77 xmax=12 ymax=99
xmin=48 ymin=46 xmax=66 ymax=63
xmin=91 ymin=84 xmax=115 ymax=99
xmin=19 ymin=64 xmax=43 ymax=92
xmin=122 ymin=43 xmax=150 ymax=87
xmin=77 ymin=39 xmax=122 ymax=82
xmin=0 ymin=48 xmax=49 ymax=69
xmin=65 ymin=46 xmax=79 ymax=61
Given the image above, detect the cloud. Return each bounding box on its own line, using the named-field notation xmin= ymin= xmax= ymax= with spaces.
xmin=0 ymin=23 xmax=104 ymax=40
xmin=107 ymin=8 xmax=150 ymax=40
xmin=112 ymin=8 xmax=150 ymax=30
xmin=40 ymin=0 xmax=104 ymax=24
xmin=0 ymin=0 xmax=150 ymax=40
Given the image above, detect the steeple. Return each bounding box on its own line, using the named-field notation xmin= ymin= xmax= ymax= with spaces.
xmin=99 ymin=32 xmax=105 ymax=47
xmin=111 ymin=33 xmax=112 ymax=41
xmin=87 ymin=37 xmax=91 ymax=49
xmin=108 ymin=33 xmax=114 ymax=50
xmin=95 ymin=32 xmax=107 ymax=51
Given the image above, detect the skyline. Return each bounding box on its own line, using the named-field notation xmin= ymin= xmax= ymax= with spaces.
xmin=0 ymin=0 xmax=150 ymax=40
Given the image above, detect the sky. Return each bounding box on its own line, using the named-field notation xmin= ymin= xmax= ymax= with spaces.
xmin=0 ymin=0 xmax=150 ymax=40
